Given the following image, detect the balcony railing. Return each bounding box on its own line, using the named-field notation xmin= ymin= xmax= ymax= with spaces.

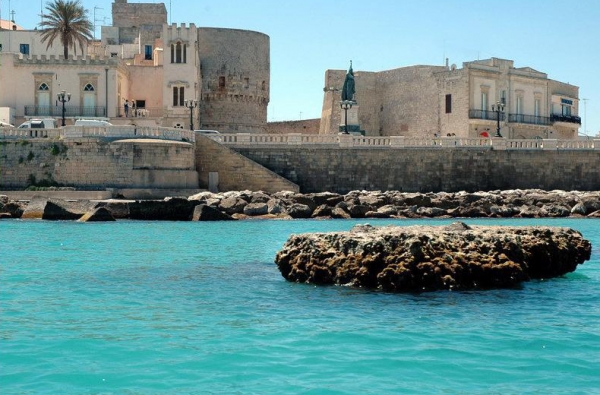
xmin=508 ymin=114 xmax=552 ymax=125
xmin=25 ymin=105 xmax=107 ymax=117
xmin=551 ymin=114 xmax=582 ymax=125
xmin=469 ymin=109 xmax=505 ymax=121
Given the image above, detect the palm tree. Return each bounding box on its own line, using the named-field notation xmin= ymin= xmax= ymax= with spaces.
xmin=39 ymin=0 xmax=93 ymax=59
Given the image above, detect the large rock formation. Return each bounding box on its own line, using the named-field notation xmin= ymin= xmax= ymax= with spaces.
xmin=274 ymin=222 xmax=592 ymax=292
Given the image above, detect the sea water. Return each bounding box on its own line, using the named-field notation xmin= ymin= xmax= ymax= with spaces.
xmin=1 ymin=218 xmax=599 ymax=395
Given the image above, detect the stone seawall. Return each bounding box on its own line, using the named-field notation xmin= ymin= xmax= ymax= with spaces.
xmin=0 ymin=138 xmax=198 ymax=190
xmin=233 ymin=147 xmax=600 ymax=193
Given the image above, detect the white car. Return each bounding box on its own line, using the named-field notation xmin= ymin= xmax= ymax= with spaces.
xmin=0 ymin=121 xmax=14 ymax=128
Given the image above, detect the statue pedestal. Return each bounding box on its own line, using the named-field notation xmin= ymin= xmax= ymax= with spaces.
xmin=339 ymin=104 xmax=360 ymax=134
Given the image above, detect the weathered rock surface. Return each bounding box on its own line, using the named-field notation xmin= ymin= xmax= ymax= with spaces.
xmin=192 ymin=204 xmax=235 ymax=221
xmin=4 ymin=188 xmax=600 ymax=221
xmin=274 ymin=222 xmax=591 ymax=292
xmin=78 ymin=207 xmax=116 ymax=222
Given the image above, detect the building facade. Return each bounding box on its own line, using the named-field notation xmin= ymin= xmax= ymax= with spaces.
xmin=0 ymin=0 xmax=270 ymax=133
xmin=320 ymin=58 xmax=580 ymax=139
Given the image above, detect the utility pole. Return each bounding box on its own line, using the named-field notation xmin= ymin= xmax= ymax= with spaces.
xmin=582 ymin=98 xmax=589 ymax=136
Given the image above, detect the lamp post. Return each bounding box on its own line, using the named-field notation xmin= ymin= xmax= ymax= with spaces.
xmin=57 ymin=90 xmax=71 ymax=127
xmin=184 ymin=99 xmax=198 ymax=130
xmin=491 ymin=101 xmax=504 ymax=137
xmin=340 ymin=100 xmax=353 ymax=134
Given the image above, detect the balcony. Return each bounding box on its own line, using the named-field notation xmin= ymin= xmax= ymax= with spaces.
xmin=25 ymin=105 xmax=107 ymax=118
xmin=469 ymin=109 xmax=505 ymax=121
xmin=508 ymin=114 xmax=552 ymax=126
xmin=551 ymin=114 xmax=581 ymax=125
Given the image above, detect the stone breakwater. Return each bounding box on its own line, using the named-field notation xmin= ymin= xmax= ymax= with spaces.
xmin=274 ymin=222 xmax=592 ymax=292
xmin=2 ymin=189 xmax=600 ymax=221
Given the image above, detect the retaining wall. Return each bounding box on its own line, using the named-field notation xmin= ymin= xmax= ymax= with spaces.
xmin=232 ymin=146 xmax=600 ymax=193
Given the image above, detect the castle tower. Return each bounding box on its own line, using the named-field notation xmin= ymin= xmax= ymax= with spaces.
xmin=197 ymin=28 xmax=270 ymax=133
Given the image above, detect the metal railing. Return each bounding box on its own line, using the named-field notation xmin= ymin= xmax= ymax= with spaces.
xmin=508 ymin=113 xmax=552 ymax=125
xmin=24 ymin=105 xmax=107 ymax=117
xmin=469 ymin=109 xmax=505 ymax=121
xmin=551 ymin=114 xmax=582 ymax=124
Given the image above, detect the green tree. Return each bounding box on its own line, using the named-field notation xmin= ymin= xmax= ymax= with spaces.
xmin=39 ymin=0 xmax=93 ymax=59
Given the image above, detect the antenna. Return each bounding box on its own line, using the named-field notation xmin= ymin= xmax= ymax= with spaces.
xmin=582 ymin=98 xmax=589 ymax=135
xmin=93 ymin=6 xmax=103 ymax=40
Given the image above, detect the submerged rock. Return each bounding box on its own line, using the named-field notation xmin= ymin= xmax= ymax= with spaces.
xmin=274 ymin=222 xmax=591 ymax=292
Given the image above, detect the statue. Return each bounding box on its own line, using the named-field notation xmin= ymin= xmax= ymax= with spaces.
xmin=341 ymin=61 xmax=355 ymax=102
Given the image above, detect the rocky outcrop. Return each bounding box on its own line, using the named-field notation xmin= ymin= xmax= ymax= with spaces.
xmin=274 ymin=222 xmax=592 ymax=292
xmin=4 ymin=188 xmax=600 ymax=221
xmin=192 ymin=204 xmax=235 ymax=221
xmin=78 ymin=207 xmax=116 ymax=222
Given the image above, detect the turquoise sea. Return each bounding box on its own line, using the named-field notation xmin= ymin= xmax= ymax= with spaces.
xmin=1 ymin=218 xmax=599 ymax=395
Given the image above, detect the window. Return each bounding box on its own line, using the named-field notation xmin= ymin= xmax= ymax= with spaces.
xmin=83 ymin=83 xmax=95 ymax=91
xmin=145 ymin=45 xmax=152 ymax=60
xmin=516 ymin=96 xmax=523 ymax=114
xmin=38 ymin=83 xmax=49 ymax=91
xmin=171 ymin=42 xmax=186 ymax=64
xmin=534 ymin=99 xmax=540 ymax=117
xmin=136 ymin=100 xmax=146 ymax=108
xmin=562 ymin=104 xmax=572 ymax=116
xmin=19 ymin=44 xmax=29 ymax=55
xmin=445 ymin=94 xmax=452 ymax=113
xmin=219 ymin=76 xmax=225 ymax=88
xmin=173 ymin=86 xmax=185 ymax=106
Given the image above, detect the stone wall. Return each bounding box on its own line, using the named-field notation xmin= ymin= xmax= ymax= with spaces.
xmin=0 ymin=138 xmax=197 ymax=189
xmin=266 ymin=119 xmax=320 ymax=135
xmin=233 ymin=146 xmax=600 ymax=193
xmin=194 ymin=135 xmax=298 ymax=193
xmin=197 ymin=28 xmax=270 ymax=134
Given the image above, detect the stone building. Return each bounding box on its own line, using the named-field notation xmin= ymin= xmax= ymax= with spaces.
xmin=320 ymin=58 xmax=580 ymax=139
xmin=0 ymin=0 xmax=270 ymax=133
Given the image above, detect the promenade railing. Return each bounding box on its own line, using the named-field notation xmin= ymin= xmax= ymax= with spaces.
xmin=0 ymin=126 xmax=195 ymax=143
xmin=217 ymin=133 xmax=600 ymax=151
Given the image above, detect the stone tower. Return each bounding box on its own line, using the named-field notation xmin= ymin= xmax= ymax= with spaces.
xmin=197 ymin=28 xmax=270 ymax=133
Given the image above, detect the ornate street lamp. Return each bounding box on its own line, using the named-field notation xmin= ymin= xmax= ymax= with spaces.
xmin=57 ymin=90 xmax=71 ymax=127
xmin=491 ymin=101 xmax=504 ymax=137
xmin=340 ymin=100 xmax=353 ymax=134
xmin=184 ymin=99 xmax=198 ymax=130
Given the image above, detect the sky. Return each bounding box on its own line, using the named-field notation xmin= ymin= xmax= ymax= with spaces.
xmin=3 ymin=0 xmax=600 ymax=135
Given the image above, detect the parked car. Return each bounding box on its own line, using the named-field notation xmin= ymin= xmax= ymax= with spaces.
xmin=18 ymin=119 xmax=58 ymax=129
xmin=74 ymin=119 xmax=113 ymax=127
xmin=0 ymin=121 xmax=14 ymax=128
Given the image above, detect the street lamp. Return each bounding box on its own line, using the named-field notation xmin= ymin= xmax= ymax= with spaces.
xmin=340 ymin=100 xmax=353 ymax=134
xmin=57 ymin=90 xmax=71 ymax=127
xmin=184 ymin=99 xmax=198 ymax=130
xmin=491 ymin=101 xmax=504 ymax=137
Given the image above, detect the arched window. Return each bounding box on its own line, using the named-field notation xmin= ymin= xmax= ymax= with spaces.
xmin=176 ymin=42 xmax=182 ymax=63
xmin=171 ymin=42 xmax=186 ymax=64
xmin=83 ymin=83 xmax=95 ymax=91
xmin=38 ymin=83 xmax=49 ymax=91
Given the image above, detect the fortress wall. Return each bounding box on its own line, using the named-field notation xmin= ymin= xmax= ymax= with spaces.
xmin=0 ymin=139 xmax=196 ymax=189
xmin=437 ymin=68 xmax=471 ymax=136
xmin=197 ymin=28 xmax=270 ymax=134
xmin=377 ymin=66 xmax=447 ymax=137
xmin=232 ymin=147 xmax=600 ymax=193
xmin=266 ymin=119 xmax=320 ymax=135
